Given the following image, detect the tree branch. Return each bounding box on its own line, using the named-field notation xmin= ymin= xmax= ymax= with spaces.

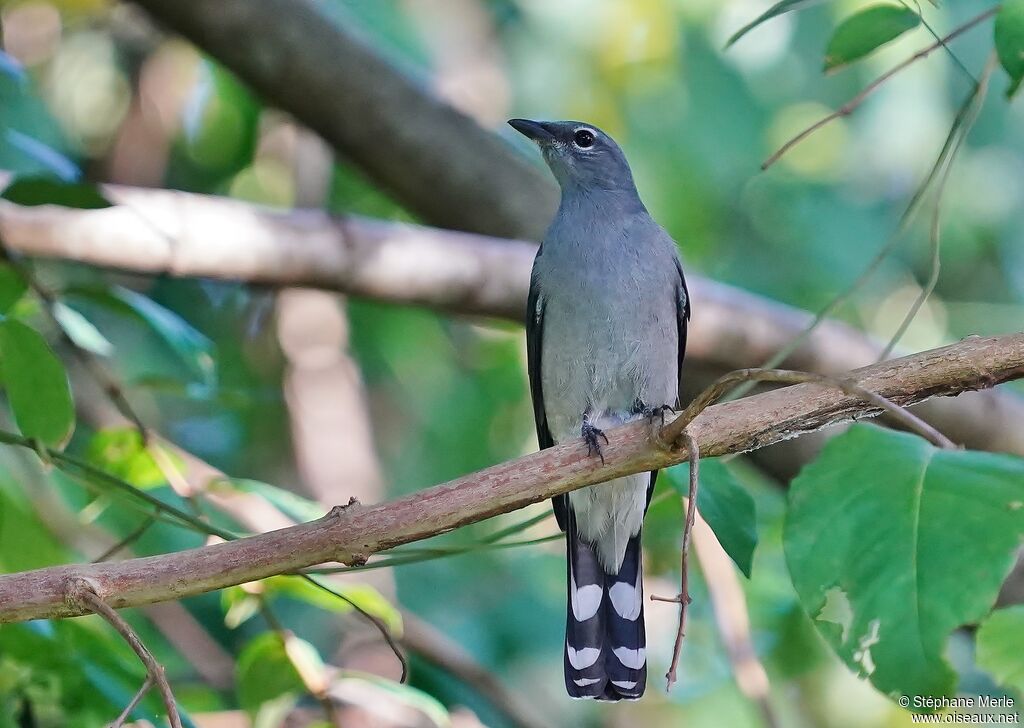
xmin=1 ymin=333 xmax=1020 ymax=623
xmin=2 ymin=175 xmax=1021 ymax=462
xmin=129 ymin=0 xmax=557 ymax=240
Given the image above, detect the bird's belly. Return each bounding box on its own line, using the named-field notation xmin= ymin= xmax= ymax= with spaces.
xmin=540 ymin=304 xmax=674 ymax=444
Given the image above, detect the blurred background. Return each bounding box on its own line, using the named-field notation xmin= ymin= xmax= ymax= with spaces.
xmin=0 ymin=0 xmax=1022 ymax=726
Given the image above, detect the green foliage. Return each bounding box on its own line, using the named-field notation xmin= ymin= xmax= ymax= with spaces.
xmin=976 ymin=606 xmax=1024 ymax=694
xmin=668 ymin=458 xmax=758 ymax=577
xmin=235 ymin=632 xmax=313 ymax=717
xmin=785 ymin=424 xmax=1024 ymax=705
xmin=726 ymin=0 xmax=829 ymax=47
xmin=823 ymin=5 xmax=920 ymax=72
xmin=995 ymin=0 xmax=1024 ymax=98
xmin=84 ymin=428 xmax=166 ymax=489
xmin=63 ymin=285 xmax=216 ymax=388
xmin=0 ymin=50 xmax=25 ymax=85
xmin=0 ymin=318 xmax=75 ymax=447
xmin=221 ymin=576 xmax=402 ymax=634
xmin=0 ymin=176 xmax=111 ymax=208
xmin=0 ymin=264 xmax=27 ymax=315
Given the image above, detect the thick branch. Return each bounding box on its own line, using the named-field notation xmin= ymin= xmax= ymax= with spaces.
xmin=1 ymin=334 xmax=1020 ymax=623
xmin=2 ymin=177 xmax=1022 ymax=460
xmin=129 ymin=0 xmax=557 ymax=240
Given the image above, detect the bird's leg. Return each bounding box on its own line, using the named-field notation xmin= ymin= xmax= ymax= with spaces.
xmin=580 ymin=408 xmax=609 ymax=464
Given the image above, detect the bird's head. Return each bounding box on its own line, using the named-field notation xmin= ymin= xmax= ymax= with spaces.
xmin=508 ymin=119 xmax=636 ymax=194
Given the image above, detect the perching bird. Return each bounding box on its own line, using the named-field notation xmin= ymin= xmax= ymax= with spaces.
xmin=509 ymin=119 xmax=689 ymax=701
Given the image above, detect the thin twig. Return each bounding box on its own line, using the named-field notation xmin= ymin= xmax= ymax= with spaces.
xmin=651 ymin=430 xmax=700 ymax=691
xmin=762 ymin=6 xmax=997 ymax=170
xmin=108 ymin=675 xmax=153 ymax=728
xmin=663 ymin=368 xmax=956 ymax=449
xmin=93 ymin=511 xmax=160 ymax=563
xmin=76 ymin=584 xmax=182 ymax=728
xmin=879 ymin=55 xmax=996 ymax=360
xmin=693 ymin=517 xmax=779 ymax=728
xmin=298 ymin=575 xmax=409 ymax=683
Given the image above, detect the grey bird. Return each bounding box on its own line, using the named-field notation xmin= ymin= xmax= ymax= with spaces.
xmin=509 ymin=119 xmax=690 ymax=701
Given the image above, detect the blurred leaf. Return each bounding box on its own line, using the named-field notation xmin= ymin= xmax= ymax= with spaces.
xmin=995 ymin=0 xmax=1024 ymax=98
xmin=726 ymin=0 xmax=829 ymax=48
xmin=336 ymin=672 xmax=450 ymax=727
xmin=65 ymin=286 xmax=216 ymax=387
xmin=785 ymin=424 xmax=1024 ymax=704
xmin=0 ymin=175 xmax=109 ymax=208
xmin=282 ymin=577 xmax=403 ymax=634
xmin=0 ymin=50 xmax=25 ymax=84
xmin=3 ymin=131 xmax=81 ymax=182
xmin=221 ymin=587 xmax=261 ymax=629
xmin=668 ymin=459 xmax=758 ymax=577
xmin=824 ymin=5 xmax=920 ymax=72
xmin=0 ymin=485 xmax=67 ymax=571
xmin=52 ymin=301 xmax=114 ymax=356
xmin=0 ymin=318 xmax=75 ymax=447
xmin=85 ymin=428 xmax=166 ymax=489
xmin=976 ymin=605 xmax=1024 ymax=693
xmin=235 ymin=632 xmax=309 ymax=715
xmin=0 ymin=264 xmax=26 ymax=315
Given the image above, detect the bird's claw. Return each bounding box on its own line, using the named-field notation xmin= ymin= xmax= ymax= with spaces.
xmin=581 ymin=421 xmax=608 ymax=464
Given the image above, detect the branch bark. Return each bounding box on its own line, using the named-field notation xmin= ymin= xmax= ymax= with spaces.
xmin=1 ymin=333 xmax=1020 ymax=623
xmin=2 ymin=176 xmax=1022 ymax=461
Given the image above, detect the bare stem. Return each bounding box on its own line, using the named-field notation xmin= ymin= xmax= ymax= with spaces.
xmin=76 ymin=584 xmax=182 ymax=728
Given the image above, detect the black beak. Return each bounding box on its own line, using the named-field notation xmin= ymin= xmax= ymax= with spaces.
xmin=508 ymin=118 xmax=555 ymax=144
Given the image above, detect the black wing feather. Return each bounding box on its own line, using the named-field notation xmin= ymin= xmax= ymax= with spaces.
xmin=526 ymin=250 xmax=568 ymax=529
xmin=648 ymin=255 xmax=691 ymax=511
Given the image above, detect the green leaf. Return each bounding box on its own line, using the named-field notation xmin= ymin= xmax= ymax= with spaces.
xmin=785 ymin=424 xmax=1024 ymax=704
xmin=52 ymin=302 xmax=114 ymax=356
xmin=218 ymin=478 xmax=325 ymax=523
xmin=64 ymin=286 xmax=216 ymax=387
xmin=235 ymin=633 xmax=312 ymax=715
xmin=824 ymin=5 xmax=920 ymax=72
xmin=976 ymin=605 xmax=1024 ymax=693
xmin=4 ymin=132 xmax=81 ymax=182
xmin=0 ymin=176 xmax=111 ymax=208
xmin=995 ymin=0 xmax=1024 ymax=98
xmin=726 ymin=0 xmax=829 ymax=48
xmin=668 ymin=459 xmax=758 ymax=577
xmin=336 ymin=672 xmax=450 ymax=727
xmin=0 ymin=319 xmax=75 ymax=447
xmin=85 ymin=428 xmax=166 ymax=489
xmin=0 ymin=264 xmax=27 ymax=315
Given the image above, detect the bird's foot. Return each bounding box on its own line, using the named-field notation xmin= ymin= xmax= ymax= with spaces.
xmin=632 ymin=398 xmax=675 ymax=426
xmin=581 ymin=419 xmax=609 ymax=464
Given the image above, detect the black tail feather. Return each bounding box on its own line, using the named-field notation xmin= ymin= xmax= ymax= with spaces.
xmin=564 ymin=513 xmax=646 ymax=701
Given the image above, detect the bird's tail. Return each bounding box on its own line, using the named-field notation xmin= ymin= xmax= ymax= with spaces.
xmin=564 ymin=515 xmax=646 ymax=701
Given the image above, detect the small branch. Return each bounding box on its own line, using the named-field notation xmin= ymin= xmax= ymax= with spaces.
xmin=299 ymin=575 xmax=409 ymax=683
xmin=663 ymin=368 xmax=955 ymax=449
xmin=651 ymin=430 xmax=700 ymax=691
xmin=0 ymin=334 xmax=1020 ymax=623
xmin=762 ymin=7 xmax=997 ymax=170
xmin=93 ymin=511 xmax=160 ymax=563
xmin=74 ymin=582 xmax=182 ymax=728
xmin=109 ymin=675 xmax=153 ymax=728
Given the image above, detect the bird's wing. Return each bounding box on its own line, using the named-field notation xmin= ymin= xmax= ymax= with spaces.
xmin=527 ymin=250 xmax=568 ymax=530
xmin=647 ymin=252 xmax=691 ymax=511
xmin=674 ymin=254 xmax=691 ymax=400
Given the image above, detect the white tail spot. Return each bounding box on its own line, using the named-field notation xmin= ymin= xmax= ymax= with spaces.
xmin=609 ymin=580 xmax=642 ymax=620
xmin=566 ymin=644 xmax=601 ymax=669
xmin=611 ymin=680 xmax=637 ymax=690
xmin=612 ymin=647 xmax=646 ymax=669
xmin=573 ymin=677 xmax=602 ymax=687
xmin=571 ymin=577 xmax=603 ymax=622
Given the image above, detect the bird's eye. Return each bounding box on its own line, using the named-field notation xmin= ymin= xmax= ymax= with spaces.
xmin=573 ymin=129 xmax=595 ymax=149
